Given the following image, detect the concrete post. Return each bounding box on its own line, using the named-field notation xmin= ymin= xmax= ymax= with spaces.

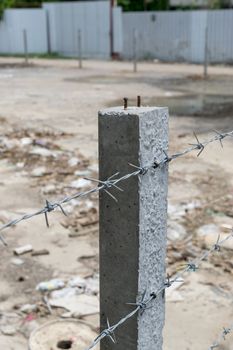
xmin=99 ymin=106 xmax=169 ymax=350
xmin=204 ymin=24 xmax=208 ymax=79
xmin=23 ymin=29 xmax=28 ymax=65
xmin=133 ymin=28 xmax=137 ymax=73
xmin=78 ymin=29 xmax=82 ymax=69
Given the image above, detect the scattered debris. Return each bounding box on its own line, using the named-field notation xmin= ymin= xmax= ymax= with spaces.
xmin=167 ymin=221 xmax=187 ymax=241
xmin=36 ymin=279 xmax=65 ymax=292
xmin=68 ymin=157 xmax=80 ymax=167
xmin=20 ymin=304 xmax=38 ymax=314
xmin=14 ymin=245 xmax=33 ymax=256
xmin=70 ymin=179 xmax=91 ymax=189
xmin=68 ymin=227 xmax=98 ymax=238
xmin=20 ymin=314 xmax=39 ymax=338
xmin=29 ymin=319 xmax=97 ymax=350
xmin=0 ymin=325 xmax=17 ymax=336
xmin=68 ymin=277 xmax=86 ymax=290
xmin=196 ymin=224 xmax=220 ymax=238
xmin=31 ymin=249 xmax=50 ymax=257
xmin=11 ymin=258 xmax=24 ymax=266
xmin=49 ymin=294 xmax=99 ymax=317
xmin=31 ymin=167 xmax=48 ymax=177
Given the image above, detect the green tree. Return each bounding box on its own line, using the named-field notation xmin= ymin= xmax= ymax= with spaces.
xmin=0 ymin=0 xmax=15 ymax=18
xmin=118 ymin=0 xmax=169 ymax=11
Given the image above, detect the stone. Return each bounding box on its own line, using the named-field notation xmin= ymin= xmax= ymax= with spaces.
xmin=167 ymin=221 xmax=187 ymax=241
xmin=1 ymin=325 xmax=17 ymax=336
xmin=31 ymin=167 xmax=47 ymax=177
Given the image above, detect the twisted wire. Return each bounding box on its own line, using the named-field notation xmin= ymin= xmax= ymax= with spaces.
xmin=209 ymin=322 xmax=233 ymax=349
xmin=0 ymin=130 xmax=232 ymax=246
xmin=85 ymin=229 xmax=233 ymax=350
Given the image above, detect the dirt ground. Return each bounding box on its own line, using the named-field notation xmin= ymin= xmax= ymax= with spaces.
xmin=0 ymin=57 xmax=232 ymax=350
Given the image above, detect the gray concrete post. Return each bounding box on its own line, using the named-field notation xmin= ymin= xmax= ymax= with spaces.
xmin=78 ymin=29 xmax=83 ymax=69
xmin=99 ymin=106 xmax=169 ymax=350
xmin=204 ymin=25 xmax=209 ymax=79
xmin=133 ymin=28 xmax=137 ymax=73
xmin=23 ymin=29 xmax=28 ymax=65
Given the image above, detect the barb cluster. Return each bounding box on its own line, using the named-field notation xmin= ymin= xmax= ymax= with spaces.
xmin=0 ymin=130 xmax=232 ymax=246
xmin=209 ymin=322 xmax=233 ymax=349
xmin=85 ymin=229 xmax=233 ymax=350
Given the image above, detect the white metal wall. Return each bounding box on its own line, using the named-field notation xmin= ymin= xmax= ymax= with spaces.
xmin=0 ymin=9 xmax=47 ymax=54
xmin=44 ymin=1 xmax=115 ymax=59
xmin=0 ymin=5 xmax=232 ymax=63
xmin=123 ymin=10 xmax=233 ymax=63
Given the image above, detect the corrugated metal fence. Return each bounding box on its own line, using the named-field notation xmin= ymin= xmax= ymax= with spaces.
xmin=123 ymin=10 xmax=233 ymax=63
xmin=0 ymin=3 xmax=232 ymax=63
xmin=0 ymin=9 xmax=47 ymax=54
xmin=43 ymin=1 xmax=115 ymax=58
xmin=0 ymin=1 xmax=123 ymax=59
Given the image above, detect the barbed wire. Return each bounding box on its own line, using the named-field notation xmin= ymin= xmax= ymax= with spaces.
xmin=0 ymin=129 xmax=232 ymax=246
xmin=85 ymin=229 xmax=233 ymax=350
xmin=209 ymin=321 xmax=233 ymax=349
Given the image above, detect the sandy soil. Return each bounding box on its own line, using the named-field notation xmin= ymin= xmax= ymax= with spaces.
xmin=0 ymin=57 xmax=232 ymax=350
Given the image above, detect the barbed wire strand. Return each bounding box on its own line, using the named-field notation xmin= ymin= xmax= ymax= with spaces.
xmin=0 ymin=130 xmax=232 ymax=247
xmin=209 ymin=321 xmax=233 ymax=349
xmin=85 ymin=229 xmax=233 ymax=350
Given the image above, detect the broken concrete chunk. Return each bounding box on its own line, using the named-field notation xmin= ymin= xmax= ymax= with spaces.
xmin=31 ymin=167 xmax=47 ymax=177
xmin=0 ymin=325 xmax=17 ymax=336
xmin=20 ymin=304 xmax=38 ymax=314
xmin=167 ymin=221 xmax=187 ymax=241
xmin=14 ymin=245 xmax=33 ymax=256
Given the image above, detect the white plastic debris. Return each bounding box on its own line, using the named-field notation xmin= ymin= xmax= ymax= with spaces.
xmin=68 ymin=276 xmax=86 ymax=289
xmin=71 ymin=178 xmax=91 ymax=189
xmin=20 ymin=304 xmax=37 ymax=314
xmin=30 ymin=147 xmax=56 ymax=157
xmin=68 ymin=157 xmax=80 ymax=167
xmin=50 ymin=288 xmax=77 ymax=300
xmin=16 ymin=162 xmax=25 ymax=169
xmin=74 ymin=169 xmax=91 ymax=177
xmin=20 ymin=137 xmax=32 ymax=146
xmin=49 ymin=294 xmax=99 ymax=317
xmin=36 ymin=279 xmax=65 ymax=292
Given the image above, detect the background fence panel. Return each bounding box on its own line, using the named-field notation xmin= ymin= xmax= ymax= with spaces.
xmin=0 ymin=9 xmax=48 ymax=54
xmin=0 ymin=3 xmax=233 ymax=63
xmin=122 ymin=9 xmax=233 ymax=63
xmin=44 ymin=1 xmax=111 ymax=58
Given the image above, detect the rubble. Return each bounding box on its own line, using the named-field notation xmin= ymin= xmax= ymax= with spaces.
xmin=196 ymin=224 xmax=220 ymax=238
xmin=14 ymin=245 xmax=33 ymax=256
xmin=167 ymin=221 xmax=187 ymax=241
xmin=30 ymin=167 xmax=47 ymax=177
xmin=11 ymin=258 xmax=24 ymax=266
xmin=0 ymin=325 xmax=17 ymax=336
xmin=31 ymin=249 xmax=50 ymax=257
xmin=36 ymin=279 xmax=65 ymax=292
xmin=49 ymin=294 xmax=99 ymax=317
xmin=28 ymin=319 xmax=97 ymax=350
xmin=20 ymin=304 xmax=38 ymax=314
